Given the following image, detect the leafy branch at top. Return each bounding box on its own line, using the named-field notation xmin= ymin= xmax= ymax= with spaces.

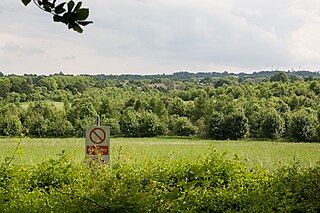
xmin=21 ymin=0 xmax=93 ymax=33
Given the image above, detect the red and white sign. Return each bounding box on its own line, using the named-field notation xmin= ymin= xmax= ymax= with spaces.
xmin=89 ymin=127 xmax=107 ymax=144
xmin=85 ymin=126 xmax=110 ymax=165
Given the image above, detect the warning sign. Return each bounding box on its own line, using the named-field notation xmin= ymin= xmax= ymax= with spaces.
xmin=86 ymin=146 xmax=109 ymax=155
xmin=90 ymin=127 xmax=107 ymax=144
xmin=85 ymin=126 xmax=110 ymax=165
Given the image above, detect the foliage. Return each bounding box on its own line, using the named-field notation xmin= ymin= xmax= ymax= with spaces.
xmin=288 ymin=109 xmax=319 ymax=142
xmin=207 ymin=111 xmax=249 ymax=140
xmin=0 ymin=104 xmax=22 ymax=136
xmin=259 ymin=109 xmax=285 ymax=139
xmin=21 ymin=0 xmax=93 ymax=33
xmin=169 ymin=116 xmax=197 ymax=136
xmin=1 ymin=73 xmax=320 ymax=141
xmin=0 ymin=148 xmax=320 ymax=212
xmin=207 ymin=112 xmax=225 ymax=140
xmin=136 ymin=111 xmax=167 ymax=137
xmin=223 ymin=111 xmax=249 ymax=140
xmin=270 ymin=72 xmax=288 ymax=83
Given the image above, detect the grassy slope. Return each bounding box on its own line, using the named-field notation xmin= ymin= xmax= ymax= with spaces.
xmin=20 ymin=101 xmax=64 ymax=110
xmin=1 ymin=137 xmax=320 ymax=170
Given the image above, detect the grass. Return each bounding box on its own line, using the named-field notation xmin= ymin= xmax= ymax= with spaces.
xmin=20 ymin=101 xmax=64 ymax=110
xmin=1 ymin=137 xmax=320 ymax=170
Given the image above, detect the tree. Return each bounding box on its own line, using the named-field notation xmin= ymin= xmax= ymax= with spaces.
xmin=223 ymin=112 xmax=249 ymax=140
xmin=270 ymin=72 xmax=288 ymax=83
xmin=119 ymin=107 xmax=139 ymax=137
xmin=47 ymin=110 xmax=74 ymax=137
xmin=206 ymin=112 xmax=225 ymax=140
xmin=0 ymin=79 xmax=11 ymax=98
xmin=21 ymin=0 xmax=93 ymax=33
xmin=288 ymin=109 xmax=318 ymax=142
xmin=67 ymin=98 xmax=98 ymax=136
xmin=137 ymin=111 xmax=166 ymax=137
xmin=24 ymin=114 xmax=50 ymax=137
xmin=148 ymin=96 xmax=168 ymax=118
xmin=168 ymin=97 xmax=187 ymax=117
xmin=23 ymin=101 xmax=56 ymax=137
xmin=259 ymin=109 xmax=285 ymax=139
xmin=0 ymin=104 xmax=22 ymax=136
xmin=104 ymin=118 xmax=121 ymax=136
xmin=169 ymin=116 xmax=197 ymax=136
xmin=0 ymin=114 xmax=23 ymax=136
xmin=192 ymin=90 xmax=209 ymax=121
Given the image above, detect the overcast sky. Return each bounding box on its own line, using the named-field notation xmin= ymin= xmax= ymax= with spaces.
xmin=1 ymin=0 xmax=320 ymax=75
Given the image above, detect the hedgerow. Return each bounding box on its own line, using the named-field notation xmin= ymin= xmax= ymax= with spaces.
xmin=0 ymin=149 xmax=319 ymax=212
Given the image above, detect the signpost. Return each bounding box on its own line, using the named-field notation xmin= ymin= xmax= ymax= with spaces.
xmin=85 ymin=126 xmax=110 ymax=166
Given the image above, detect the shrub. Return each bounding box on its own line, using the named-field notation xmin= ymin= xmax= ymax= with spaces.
xmin=0 ymin=149 xmax=320 ymax=212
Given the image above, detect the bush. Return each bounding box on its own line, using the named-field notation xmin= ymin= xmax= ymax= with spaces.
xmin=1 ymin=149 xmax=320 ymax=212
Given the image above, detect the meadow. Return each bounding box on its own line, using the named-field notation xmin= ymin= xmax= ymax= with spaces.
xmin=1 ymin=137 xmax=320 ymax=170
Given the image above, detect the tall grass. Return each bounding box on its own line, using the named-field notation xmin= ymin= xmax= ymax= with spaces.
xmin=0 ymin=137 xmax=320 ymax=170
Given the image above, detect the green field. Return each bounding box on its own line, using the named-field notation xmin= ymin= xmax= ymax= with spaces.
xmin=1 ymin=137 xmax=320 ymax=170
xmin=20 ymin=101 xmax=64 ymax=110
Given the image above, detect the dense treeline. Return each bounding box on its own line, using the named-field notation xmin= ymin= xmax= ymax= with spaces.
xmin=1 ymin=72 xmax=320 ymax=141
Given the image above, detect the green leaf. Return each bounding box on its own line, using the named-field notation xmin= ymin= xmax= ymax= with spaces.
xmin=21 ymin=0 xmax=32 ymax=6
xmin=53 ymin=15 xmax=62 ymax=22
xmin=55 ymin=8 xmax=66 ymax=14
xmin=43 ymin=4 xmax=52 ymax=12
xmin=67 ymin=0 xmax=75 ymax=12
xmin=71 ymin=24 xmax=83 ymax=33
xmin=55 ymin=3 xmax=66 ymax=14
xmin=78 ymin=21 xmax=93 ymax=26
xmin=74 ymin=2 xmax=82 ymax=11
xmin=75 ymin=8 xmax=89 ymax=20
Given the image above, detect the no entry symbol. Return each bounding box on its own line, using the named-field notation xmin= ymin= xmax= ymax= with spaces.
xmin=89 ymin=127 xmax=107 ymax=144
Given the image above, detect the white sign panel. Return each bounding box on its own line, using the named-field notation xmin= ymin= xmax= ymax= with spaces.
xmin=85 ymin=126 xmax=110 ymax=166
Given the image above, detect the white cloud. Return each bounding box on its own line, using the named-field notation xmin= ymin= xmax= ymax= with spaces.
xmin=1 ymin=0 xmax=320 ymax=74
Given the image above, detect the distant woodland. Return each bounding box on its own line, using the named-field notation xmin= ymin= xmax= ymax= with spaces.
xmin=1 ymin=70 xmax=320 ymax=142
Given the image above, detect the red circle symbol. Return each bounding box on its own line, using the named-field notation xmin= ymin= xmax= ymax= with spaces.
xmin=90 ymin=128 xmax=107 ymax=144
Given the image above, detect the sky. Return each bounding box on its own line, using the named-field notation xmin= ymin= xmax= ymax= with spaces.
xmin=1 ymin=0 xmax=320 ymax=75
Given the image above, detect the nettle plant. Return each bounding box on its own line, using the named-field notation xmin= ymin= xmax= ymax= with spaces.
xmin=21 ymin=0 xmax=93 ymax=33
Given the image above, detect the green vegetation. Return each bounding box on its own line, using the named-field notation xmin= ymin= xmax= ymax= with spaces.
xmin=1 ymin=138 xmax=320 ymax=169
xmin=1 ymin=71 xmax=320 ymax=142
xmin=1 ymin=71 xmax=320 ymax=211
xmin=21 ymin=0 xmax=93 ymax=33
xmin=0 ymin=141 xmax=319 ymax=212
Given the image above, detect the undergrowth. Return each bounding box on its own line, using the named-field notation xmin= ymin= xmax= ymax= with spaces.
xmin=0 ymin=147 xmax=319 ymax=212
